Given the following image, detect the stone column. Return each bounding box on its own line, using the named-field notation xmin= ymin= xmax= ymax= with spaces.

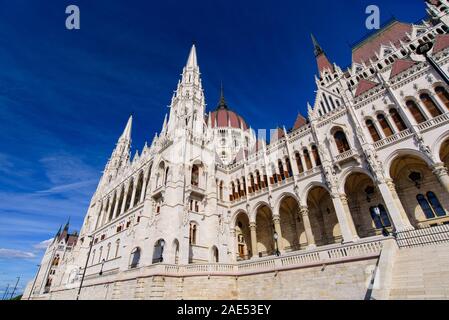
xmin=112 ymin=194 xmax=120 ymax=219
xmin=272 ymin=215 xmax=284 ymax=251
xmin=433 ymin=164 xmax=449 ymax=195
xmin=130 ymin=183 xmax=138 ymax=208
xmin=331 ymin=194 xmax=359 ymax=243
xmin=120 ymin=185 xmax=130 ymax=216
xmin=249 ymin=223 xmax=258 ymax=259
xmin=140 ymin=171 xmax=150 ymax=203
xmin=230 ymin=228 xmax=237 ymax=262
xmin=299 ymin=206 xmax=316 ymax=248
xmin=378 ymin=180 xmax=414 ymax=231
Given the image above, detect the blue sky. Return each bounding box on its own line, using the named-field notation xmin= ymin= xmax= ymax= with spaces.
xmin=0 ymin=0 xmax=426 ymax=297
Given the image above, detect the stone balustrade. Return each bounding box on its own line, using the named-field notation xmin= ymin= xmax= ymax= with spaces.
xmin=373 ymin=129 xmax=413 ymax=150
xmin=417 ymin=112 xmax=449 ymax=132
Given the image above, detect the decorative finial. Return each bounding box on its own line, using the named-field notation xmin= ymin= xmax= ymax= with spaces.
xmin=217 ymin=82 xmax=228 ymax=110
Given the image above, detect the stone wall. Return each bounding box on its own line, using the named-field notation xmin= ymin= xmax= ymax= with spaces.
xmin=36 ymin=258 xmax=377 ymax=300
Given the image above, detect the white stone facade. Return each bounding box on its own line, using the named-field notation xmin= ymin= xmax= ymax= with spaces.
xmin=24 ymin=0 xmax=449 ymax=300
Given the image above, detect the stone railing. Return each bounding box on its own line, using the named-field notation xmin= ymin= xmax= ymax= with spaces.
xmin=109 ymin=237 xmax=386 ymax=279
xmin=417 ymin=112 xmax=449 ymax=132
xmin=373 ymin=129 xmax=413 ymax=150
xmin=394 ymin=224 xmax=449 ymax=249
xmin=335 ymin=149 xmax=356 ymax=162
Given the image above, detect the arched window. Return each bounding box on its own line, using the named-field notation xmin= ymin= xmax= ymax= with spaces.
xmin=91 ymin=250 xmax=96 ymax=266
xmin=278 ymin=161 xmax=285 ymax=180
xmin=98 ymin=246 xmax=103 ymax=263
xmin=115 ymin=239 xmax=120 ymax=258
xmin=427 ymin=192 xmax=446 ymax=217
xmin=303 ymin=150 xmax=313 ymax=170
xmin=389 ymin=108 xmax=407 ymax=132
xmin=295 ymin=152 xmax=304 ymax=173
xmin=212 ymin=246 xmax=219 ymax=263
xmin=230 ymin=182 xmax=236 ymax=201
xmin=366 ymin=119 xmax=381 ymax=142
xmin=189 ymin=223 xmax=197 ymax=245
xmin=106 ymin=243 xmax=111 ymax=260
xmin=334 ymin=130 xmax=351 ymax=153
xmin=420 ymin=93 xmax=442 ymax=117
xmin=191 ymin=165 xmax=199 ymax=186
xmin=378 ymin=204 xmax=392 ymax=227
xmin=129 ymin=247 xmax=141 ymax=269
xmin=311 ymin=146 xmax=321 ymax=166
xmin=164 ymin=167 xmax=170 ymax=185
xmin=435 ymin=86 xmax=449 ymax=110
xmin=285 ymin=158 xmax=293 ymax=176
xmin=406 ymin=100 xmax=426 ymax=124
xmin=133 ymin=174 xmax=143 ymax=207
xmin=52 ymin=254 xmax=60 ymax=266
xmin=237 ymin=180 xmax=242 ymax=197
xmin=152 ymin=239 xmax=165 ymax=263
xmin=377 ymin=114 xmax=394 ymax=137
xmin=256 ymin=171 xmax=261 ymax=190
xmin=417 ymin=194 xmax=435 ymax=219
xmin=219 ymin=181 xmax=223 ymax=201
xmin=249 ymin=174 xmax=255 ymax=192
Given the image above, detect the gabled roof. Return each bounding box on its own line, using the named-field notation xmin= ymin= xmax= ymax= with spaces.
xmin=389 ymin=59 xmax=417 ymax=79
xmin=293 ymin=113 xmax=308 ymax=130
xmin=432 ymin=34 xmax=449 ymax=54
xmin=354 ymin=79 xmax=379 ymax=97
xmin=352 ymin=21 xmax=412 ymax=64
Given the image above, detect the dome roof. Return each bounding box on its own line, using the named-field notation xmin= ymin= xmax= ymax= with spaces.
xmin=208 ymin=86 xmax=248 ymax=130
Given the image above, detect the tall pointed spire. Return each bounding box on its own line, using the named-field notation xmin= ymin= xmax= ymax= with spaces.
xmin=120 ymin=115 xmax=133 ymax=141
xmin=186 ymin=44 xmax=198 ymax=68
xmin=311 ymin=34 xmax=334 ymax=75
xmin=217 ymin=83 xmax=228 ymax=109
xmin=64 ymin=217 xmax=70 ymax=231
xmin=311 ymin=34 xmax=324 ymax=57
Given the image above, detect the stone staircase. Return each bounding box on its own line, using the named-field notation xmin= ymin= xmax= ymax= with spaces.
xmin=389 ymin=243 xmax=449 ymax=299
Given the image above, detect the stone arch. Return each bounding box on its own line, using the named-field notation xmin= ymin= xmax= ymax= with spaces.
xmin=277 ymin=194 xmax=303 ymax=252
xmin=210 ymin=246 xmax=219 ymax=263
xmin=338 ymin=167 xmax=375 ymax=194
xmin=250 ymin=201 xmax=271 ymax=223
xmin=172 ymin=239 xmax=180 ymax=264
xmin=231 ymin=209 xmax=250 ymax=228
xmin=255 ymin=204 xmax=275 ymax=257
xmin=389 ymin=153 xmax=449 ymax=228
xmin=343 ymin=171 xmax=392 ymax=238
xmin=234 ymin=211 xmax=252 ymax=260
xmin=432 ymin=132 xmax=449 ymax=164
xmin=306 ymin=185 xmax=342 ymax=246
xmin=274 ymin=192 xmax=300 ymax=216
xmin=301 ymin=181 xmax=331 ymax=206
xmin=152 ymin=239 xmax=166 ymax=263
xmin=384 ymin=148 xmax=433 ymax=179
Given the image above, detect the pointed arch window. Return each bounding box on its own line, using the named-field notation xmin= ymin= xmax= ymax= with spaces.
xmin=427 ymin=192 xmax=446 ymax=217
xmin=115 ymin=239 xmax=120 ymax=258
xmin=189 ymin=222 xmax=198 ymax=245
xmin=435 ymin=86 xmax=449 ymax=110
xmin=191 ymin=165 xmax=199 ymax=186
xmin=377 ymin=114 xmax=394 ymax=137
xmin=366 ymin=119 xmax=381 ymax=142
xmin=406 ymin=100 xmax=426 ymax=124
xmin=420 ymin=93 xmax=442 ymax=117
xmin=389 ymin=108 xmax=407 ymax=132
xmin=129 ymin=247 xmax=141 ymax=269
xmin=333 ymin=130 xmax=351 ymax=153
xmin=369 ymin=205 xmax=391 ymax=229
xmin=311 ymin=146 xmax=321 ymax=166
xmin=278 ymin=161 xmax=285 ymax=181
xmin=285 ymin=158 xmax=293 ymax=177
xmin=295 ymin=152 xmax=304 ymax=173
xmin=164 ymin=167 xmax=170 ymax=185
xmin=417 ymin=194 xmax=435 ymax=219
xmin=256 ymin=171 xmax=261 ymax=190
xmin=249 ymin=174 xmax=255 ymax=193
xmin=303 ymin=150 xmax=313 ymax=170
xmin=219 ymin=181 xmax=223 ymax=201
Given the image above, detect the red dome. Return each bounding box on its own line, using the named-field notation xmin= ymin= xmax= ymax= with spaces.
xmin=208 ymin=86 xmax=248 ymax=130
xmin=209 ymin=109 xmax=248 ymax=130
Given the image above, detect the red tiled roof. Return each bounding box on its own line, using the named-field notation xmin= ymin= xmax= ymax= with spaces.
xmin=293 ymin=113 xmax=308 ymax=130
xmin=354 ymin=79 xmax=379 ymax=97
xmin=209 ymin=109 xmax=248 ymax=130
xmin=317 ymin=53 xmax=333 ymax=74
xmin=433 ymin=34 xmax=449 ymax=54
xmin=352 ymin=21 xmax=412 ymax=64
xmin=389 ymin=59 xmax=417 ymax=79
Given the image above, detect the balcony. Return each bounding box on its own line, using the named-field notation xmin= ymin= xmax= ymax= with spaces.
xmin=373 ymin=129 xmax=413 ymax=150
xmin=335 ymin=149 xmax=358 ymax=163
xmin=186 ymin=184 xmax=206 ymax=199
xmin=151 ymin=185 xmax=164 ymax=200
xmin=417 ymin=112 xmax=449 ymax=132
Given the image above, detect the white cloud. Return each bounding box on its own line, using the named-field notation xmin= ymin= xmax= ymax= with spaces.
xmin=33 ymin=238 xmax=53 ymax=251
xmin=0 ymin=249 xmax=36 ymax=259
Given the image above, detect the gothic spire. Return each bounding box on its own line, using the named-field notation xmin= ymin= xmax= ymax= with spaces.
xmin=186 ymin=44 xmax=198 ymax=69
xmin=217 ymin=83 xmax=228 ymax=110
xmin=311 ymin=34 xmax=334 ymax=75
xmin=120 ymin=115 xmax=133 ymax=141
xmin=63 ymin=217 xmax=70 ymax=231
